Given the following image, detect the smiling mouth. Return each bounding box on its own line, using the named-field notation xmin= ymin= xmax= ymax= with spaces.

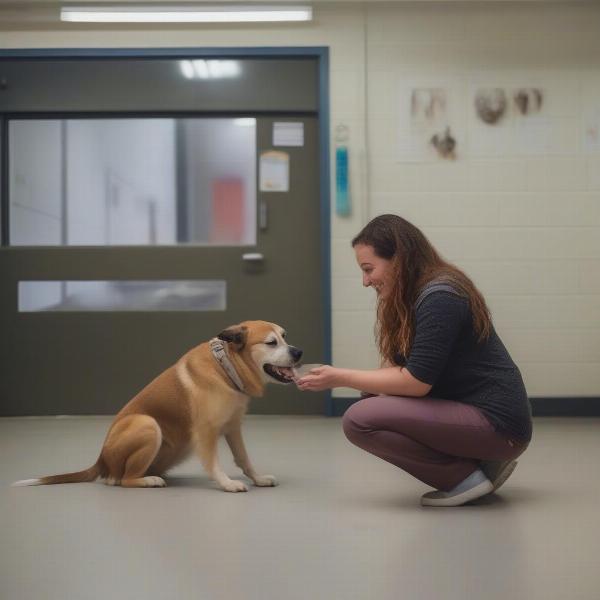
xmin=263 ymin=364 xmax=295 ymax=383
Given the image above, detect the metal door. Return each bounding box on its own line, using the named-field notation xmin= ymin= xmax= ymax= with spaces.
xmin=0 ymin=115 xmax=327 ymax=415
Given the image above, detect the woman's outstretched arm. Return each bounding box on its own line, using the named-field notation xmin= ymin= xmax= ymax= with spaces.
xmin=296 ymin=365 xmax=432 ymax=397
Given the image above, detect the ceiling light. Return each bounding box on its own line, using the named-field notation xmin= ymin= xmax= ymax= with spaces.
xmin=61 ymin=5 xmax=313 ymax=23
xmin=179 ymin=59 xmax=241 ymax=79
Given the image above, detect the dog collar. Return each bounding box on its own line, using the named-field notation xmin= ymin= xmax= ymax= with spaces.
xmin=209 ymin=338 xmax=246 ymax=393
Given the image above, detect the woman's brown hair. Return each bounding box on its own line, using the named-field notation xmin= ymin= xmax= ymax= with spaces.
xmin=352 ymin=214 xmax=491 ymax=364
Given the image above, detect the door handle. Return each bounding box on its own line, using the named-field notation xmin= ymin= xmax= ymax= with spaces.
xmin=242 ymin=253 xmax=264 ymax=261
xmin=259 ymin=199 xmax=268 ymax=231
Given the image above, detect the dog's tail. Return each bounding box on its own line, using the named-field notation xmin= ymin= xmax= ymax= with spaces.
xmin=11 ymin=459 xmax=103 ymax=487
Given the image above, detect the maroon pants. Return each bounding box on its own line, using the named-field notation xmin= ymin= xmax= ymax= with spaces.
xmin=342 ymin=395 xmax=528 ymax=491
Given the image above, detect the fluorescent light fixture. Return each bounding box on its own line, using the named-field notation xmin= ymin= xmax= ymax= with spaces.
xmin=234 ymin=118 xmax=256 ymax=126
xmin=180 ymin=59 xmax=241 ymax=79
xmin=61 ymin=5 xmax=313 ymax=23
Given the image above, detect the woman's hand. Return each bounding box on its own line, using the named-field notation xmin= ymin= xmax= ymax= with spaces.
xmin=296 ymin=365 xmax=341 ymax=392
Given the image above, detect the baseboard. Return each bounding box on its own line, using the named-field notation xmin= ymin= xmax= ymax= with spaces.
xmin=331 ymin=397 xmax=600 ymax=417
xmin=3 ymin=397 xmax=599 ymax=418
xmin=529 ymin=397 xmax=600 ymax=417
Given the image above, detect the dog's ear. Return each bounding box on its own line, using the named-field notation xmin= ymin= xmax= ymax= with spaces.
xmin=217 ymin=325 xmax=248 ymax=350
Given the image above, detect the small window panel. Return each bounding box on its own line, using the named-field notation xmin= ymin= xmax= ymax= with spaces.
xmin=18 ymin=280 xmax=226 ymax=312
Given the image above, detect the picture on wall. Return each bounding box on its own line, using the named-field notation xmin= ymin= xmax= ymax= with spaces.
xmin=398 ymin=82 xmax=462 ymax=162
xmin=469 ymin=79 xmax=550 ymax=156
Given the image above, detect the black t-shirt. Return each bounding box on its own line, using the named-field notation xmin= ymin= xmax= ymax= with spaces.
xmin=402 ymin=290 xmax=532 ymax=443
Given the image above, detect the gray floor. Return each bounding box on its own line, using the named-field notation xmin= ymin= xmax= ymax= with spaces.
xmin=1 ymin=416 xmax=599 ymax=600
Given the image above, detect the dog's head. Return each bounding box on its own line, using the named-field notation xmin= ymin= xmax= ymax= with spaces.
xmin=217 ymin=320 xmax=302 ymax=386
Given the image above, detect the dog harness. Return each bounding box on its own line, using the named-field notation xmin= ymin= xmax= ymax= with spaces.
xmin=209 ymin=338 xmax=246 ymax=393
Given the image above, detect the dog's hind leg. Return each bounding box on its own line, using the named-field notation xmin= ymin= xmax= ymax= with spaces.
xmin=194 ymin=427 xmax=248 ymax=492
xmin=102 ymin=414 xmax=166 ymax=488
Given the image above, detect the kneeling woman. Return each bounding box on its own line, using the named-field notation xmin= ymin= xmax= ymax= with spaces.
xmin=297 ymin=214 xmax=532 ymax=507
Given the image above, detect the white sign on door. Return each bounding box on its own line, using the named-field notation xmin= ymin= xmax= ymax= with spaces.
xmin=273 ymin=122 xmax=304 ymax=147
xmin=259 ymin=151 xmax=290 ymax=192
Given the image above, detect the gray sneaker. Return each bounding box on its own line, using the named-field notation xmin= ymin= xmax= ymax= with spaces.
xmin=421 ymin=469 xmax=493 ymax=507
xmin=480 ymin=460 xmax=518 ymax=493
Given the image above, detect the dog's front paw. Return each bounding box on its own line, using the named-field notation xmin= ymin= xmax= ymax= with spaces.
xmin=254 ymin=475 xmax=278 ymax=487
xmin=221 ymin=479 xmax=248 ymax=493
xmin=145 ymin=476 xmax=167 ymax=487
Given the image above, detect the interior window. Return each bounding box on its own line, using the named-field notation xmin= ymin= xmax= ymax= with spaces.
xmin=8 ymin=117 xmax=257 ymax=246
xmin=18 ymin=279 xmax=227 ymax=312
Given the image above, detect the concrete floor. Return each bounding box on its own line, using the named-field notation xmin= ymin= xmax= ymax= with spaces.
xmin=1 ymin=415 xmax=599 ymax=600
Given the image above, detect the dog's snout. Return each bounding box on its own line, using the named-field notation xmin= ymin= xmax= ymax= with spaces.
xmin=289 ymin=346 xmax=303 ymax=363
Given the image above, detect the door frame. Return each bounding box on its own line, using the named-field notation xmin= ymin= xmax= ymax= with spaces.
xmin=0 ymin=46 xmax=333 ymax=415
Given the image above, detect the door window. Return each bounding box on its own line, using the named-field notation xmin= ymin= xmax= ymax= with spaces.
xmin=18 ymin=280 xmax=226 ymax=312
xmin=8 ymin=117 xmax=257 ymax=246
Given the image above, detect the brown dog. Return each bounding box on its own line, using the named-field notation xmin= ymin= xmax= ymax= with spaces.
xmin=13 ymin=321 xmax=302 ymax=492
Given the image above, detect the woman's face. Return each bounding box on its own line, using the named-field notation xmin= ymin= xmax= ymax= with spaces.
xmin=354 ymin=243 xmax=395 ymax=298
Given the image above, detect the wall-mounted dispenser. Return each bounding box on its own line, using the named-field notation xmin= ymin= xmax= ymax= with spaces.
xmin=335 ymin=124 xmax=350 ymax=217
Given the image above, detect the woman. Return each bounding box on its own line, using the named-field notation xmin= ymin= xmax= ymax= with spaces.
xmin=297 ymin=214 xmax=532 ymax=507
